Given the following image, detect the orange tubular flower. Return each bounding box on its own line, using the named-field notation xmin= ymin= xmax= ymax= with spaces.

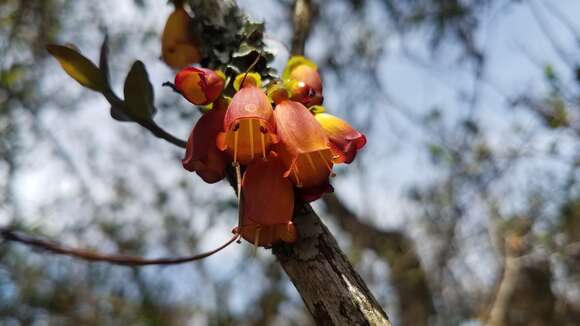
xmin=236 ymin=221 xmax=297 ymax=248
xmin=283 ymin=56 xmax=323 ymax=107
xmin=175 ymin=67 xmax=224 ymax=105
xmin=217 ymin=85 xmax=277 ymax=165
xmin=315 ymin=113 xmax=367 ymax=164
xmin=274 ymin=100 xmax=334 ymax=194
xmin=161 ymin=5 xmax=201 ymax=69
xmin=182 ymin=99 xmax=230 ymax=183
xmin=234 ymin=155 xmax=297 ymax=247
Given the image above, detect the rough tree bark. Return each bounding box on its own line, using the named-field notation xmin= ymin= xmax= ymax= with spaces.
xmin=324 ymin=193 xmax=434 ymax=326
xmin=274 ymin=202 xmax=391 ymax=325
xmin=1 ymin=1 xmax=392 ymax=324
xmin=270 ymin=1 xmax=391 ymax=325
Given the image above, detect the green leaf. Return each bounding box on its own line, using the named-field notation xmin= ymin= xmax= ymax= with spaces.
xmin=46 ymin=44 xmax=107 ymax=92
xmin=544 ymin=64 xmax=555 ymax=81
xmin=123 ymin=61 xmax=156 ymax=121
xmin=427 ymin=144 xmax=445 ymax=162
xmin=232 ymin=42 xmax=256 ymax=58
xmin=241 ymin=21 xmax=264 ymax=39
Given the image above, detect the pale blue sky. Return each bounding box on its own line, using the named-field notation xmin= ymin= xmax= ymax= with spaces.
xmin=5 ymin=0 xmax=580 ymax=323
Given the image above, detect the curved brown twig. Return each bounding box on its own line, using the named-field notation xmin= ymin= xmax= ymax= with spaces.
xmin=0 ymin=227 xmax=239 ymax=266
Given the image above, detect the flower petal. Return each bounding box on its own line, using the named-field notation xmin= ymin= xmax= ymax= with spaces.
xmin=242 ymin=154 xmax=294 ymax=225
xmin=274 ymin=100 xmax=334 ymax=189
xmin=314 ymin=113 xmax=367 ymax=164
xmin=219 ymin=86 xmax=277 ymax=164
xmin=182 ymin=103 xmax=229 ymax=183
xmin=274 ymin=100 xmax=328 ymax=156
xmin=234 ymin=222 xmax=297 ymax=248
xmin=297 ymin=182 xmax=334 ymax=202
xmin=235 ymin=154 xmax=297 ymax=247
xmin=223 ymin=86 xmax=274 ymax=131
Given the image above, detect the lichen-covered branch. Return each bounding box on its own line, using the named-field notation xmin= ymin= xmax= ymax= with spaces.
xmin=269 ymin=1 xmax=390 ymax=324
xmin=274 ymin=202 xmax=391 ymax=325
xmin=324 ymin=193 xmax=434 ymax=326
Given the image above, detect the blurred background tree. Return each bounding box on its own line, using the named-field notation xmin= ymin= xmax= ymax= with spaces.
xmin=1 ymin=0 xmax=579 ymax=325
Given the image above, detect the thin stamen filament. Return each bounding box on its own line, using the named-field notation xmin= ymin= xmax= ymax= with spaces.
xmin=233 ymin=129 xmax=239 ymax=164
xmin=249 ymin=120 xmax=255 ymax=160
xmin=318 ymin=151 xmax=335 ymax=176
xmin=306 ymin=153 xmax=316 ymax=171
xmin=294 ymin=164 xmax=303 ymax=188
xmin=235 ymin=163 xmax=242 ymax=227
xmin=260 ymin=125 xmax=267 ymax=161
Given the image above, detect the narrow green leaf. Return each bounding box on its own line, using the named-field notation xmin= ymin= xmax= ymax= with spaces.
xmin=99 ymin=35 xmax=110 ymax=84
xmin=123 ymin=61 xmax=156 ymax=121
xmin=46 ymin=44 xmax=107 ymax=92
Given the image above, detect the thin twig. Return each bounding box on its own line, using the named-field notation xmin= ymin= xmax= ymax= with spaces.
xmin=1 ymin=227 xmax=239 ymax=266
xmin=240 ymin=52 xmax=262 ymax=87
xmin=103 ymin=89 xmax=187 ymax=149
xmin=290 ymin=0 xmax=313 ymax=55
xmin=138 ymin=119 xmax=187 ymax=148
xmin=162 ymin=81 xmax=181 ymax=95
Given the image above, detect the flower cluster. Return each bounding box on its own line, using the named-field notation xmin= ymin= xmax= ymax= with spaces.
xmin=178 ymin=56 xmax=366 ymax=247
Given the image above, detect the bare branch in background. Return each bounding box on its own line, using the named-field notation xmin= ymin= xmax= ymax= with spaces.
xmin=487 ymin=255 xmax=522 ymax=326
xmin=290 ymin=0 xmax=313 ymax=55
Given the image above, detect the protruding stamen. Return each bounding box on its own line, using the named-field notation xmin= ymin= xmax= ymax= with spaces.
xmin=249 ymin=119 xmax=255 ymax=161
xmin=318 ymin=151 xmax=335 ymax=176
xmin=260 ymin=135 xmax=266 ymax=161
xmin=306 ymin=153 xmax=316 ymax=171
xmin=294 ymin=164 xmax=303 ymax=188
xmin=259 ymin=125 xmax=268 ymax=161
xmin=235 ymin=162 xmax=242 ymax=208
xmin=233 ymin=126 xmax=239 ymax=164
xmin=235 ymin=163 xmax=242 ymax=226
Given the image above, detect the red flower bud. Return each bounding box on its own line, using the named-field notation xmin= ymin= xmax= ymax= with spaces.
xmin=175 ymin=67 xmax=224 ymax=105
xmin=283 ymin=56 xmax=323 ymax=107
